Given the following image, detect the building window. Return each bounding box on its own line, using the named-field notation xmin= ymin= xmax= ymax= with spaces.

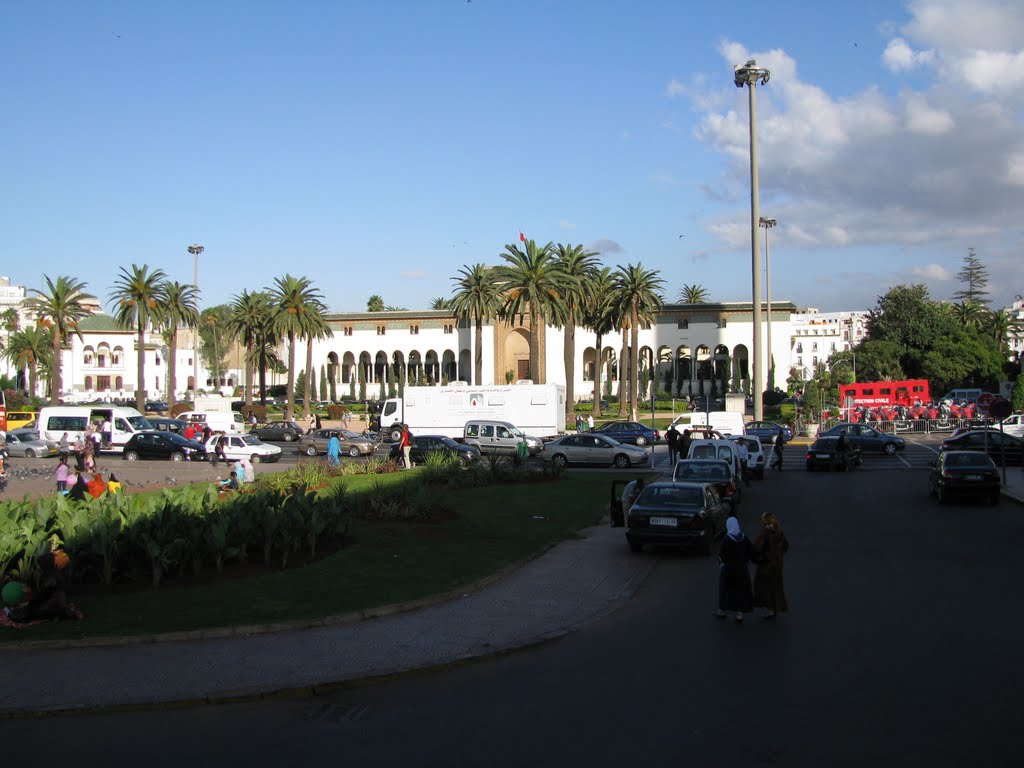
xmin=795 ymin=344 xmax=803 ymax=354
xmin=811 ymin=342 xmax=818 ymax=352
xmin=155 ymin=356 xmax=161 ymax=366
xmin=377 ymin=326 xmax=386 ymax=336
xmin=677 ymin=319 xmax=689 ymax=330
xmin=716 ymin=318 xmax=727 ymax=329
xmin=443 ymin=324 xmax=454 ymax=334
xmin=410 ymin=325 xmax=419 ymax=335
xmin=343 ymin=326 xmax=353 ymax=337
xmin=641 ymin=321 xmax=652 ymax=330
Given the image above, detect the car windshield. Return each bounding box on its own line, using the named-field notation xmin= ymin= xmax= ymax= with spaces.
xmin=128 ymin=416 xmax=153 ymax=430
xmin=166 ymin=433 xmax=191 ymax=445
xmin=639 ymin=487 xmax=703 ymax=509
xmin=339 ymin=430 xmax=363 ymax=440
xmin=438 ymin=437 xmax=459 ymax=448
xmin=242 ymin=436 xmax=263 ymax=446
xmin=18 ymin=432 xmax=40 ymax=441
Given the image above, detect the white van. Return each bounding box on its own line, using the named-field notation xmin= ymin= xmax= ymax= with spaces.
xmin=687 ymin=438 xmax=743 ymax=503
xmin=178 ymin=410 xmax=246 ymax=434
xmin=939 ymin=388 xmax=983 ymax=403
xmin=37 ymin=406 xmax=153 ymax=449
xmin=671 ymin=410 xmax=745 ymax=437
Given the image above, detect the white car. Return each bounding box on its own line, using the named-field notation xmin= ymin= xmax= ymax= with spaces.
xmin=730 ymin=435 xmax=765 ymax=479
xmin=205 ymin=433 xmax=282 ymax=464
xmin=999 ymin=413 xmax=1024 ymax=438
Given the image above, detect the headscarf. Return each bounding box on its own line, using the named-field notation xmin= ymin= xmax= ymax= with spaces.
xmin=726 ymin=516 xmax=744 ymax=541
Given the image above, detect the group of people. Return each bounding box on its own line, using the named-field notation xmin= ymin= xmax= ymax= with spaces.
xmin=57 ymin=458 xmax=122 ymax=500
xmin=218 ymin=457 xmax=255 ymax=491
xmin=716 ymin=512 xmax=789 ymax=622
xmin=574 ymin=413 xmax=596 ymax=433
xmin=2 ymin=549 xmax=84 ymax=624
xmin=58 ymin=429 xmax=101 ymax=473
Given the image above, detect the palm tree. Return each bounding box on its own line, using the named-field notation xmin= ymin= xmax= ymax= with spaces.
xmin=160 ymin=281 xmax=200 ymax=405
xmin=268 ymin=275 xmax=326 ymax=421
xmin=952 ymin=301 xmax=985 ymax=329
xmin=450 ymin=263 xmax=502 ymax=385
xmin=985 ymin=308 xmax=1022 ymax=351
xmin=110 ymin=265 xmax=168 ymax=412
xmin=300 ymin=301 xmax=330 ymax=420
xmin=582 ymin=267 xmax=618 ymax=418
xmin=228 ymin=290 xmax=273 ymax=409
xmin=430 ymin=297 xmax=452 ymax=310
xmin=552 ymin=243 xmax=600 ymax=412
xmin=496 ymin=238 xmax=563 ymax=383
xmin=24 ymin=275 xmax=94 ymax=405
xmin=367 ymin=295 xmax=385 ymax=312
xmin=678 ymin=283 xmax=710 ymax=304
xmin=615 ymin=263 xmax=665 ymax=421
xmin=2 ymin=326 xmax=51 ymax=399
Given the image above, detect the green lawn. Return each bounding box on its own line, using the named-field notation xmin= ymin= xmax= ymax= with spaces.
xmin=2 ymin=473 xmax=624 ymax=643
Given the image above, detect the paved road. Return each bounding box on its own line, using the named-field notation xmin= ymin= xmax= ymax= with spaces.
xmin=3 ymin=464 xmax=1020 ymax=766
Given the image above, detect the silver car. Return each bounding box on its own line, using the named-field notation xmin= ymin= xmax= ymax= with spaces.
xmin=4 ymin=429 xmax=60 ymax=459
xmin=541 ymin=433 xmax=649 ymax=468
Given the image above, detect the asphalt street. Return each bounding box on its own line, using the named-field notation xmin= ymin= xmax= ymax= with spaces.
xmin=2 ymin=455 xmax=1020 ymax=767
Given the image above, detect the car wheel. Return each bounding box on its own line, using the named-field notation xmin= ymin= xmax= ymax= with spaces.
xmin=884 ymin=443 xmax=897 ymax=456
xmin=635 ymin=435 xmax=648 ymax=447
xmin=628 ymin=539 xmax=643 ymax=553
xmin=613 ymin=454 xmax=631 ymax=468
xmin=552 ymin=454 xmax=568 ymax=468
xmin=250 ymin=454 xmax=262 ymax=464
xmin=349 ymin=445 xmax=361 ymax=458
xmin=389 ymin=427 xmax=404 ymax=443
xmin=26 ymin=449 xmax=37 ymax=459
xmin=171 ymin=452 xmax=185 ymax=462
xmin=124 ymin=450 xmax=139 ymax=461
xmin=305 ymin=445 xmax=318 ymax=457
xmin=283 ymin=433 xmax=295 ymax=442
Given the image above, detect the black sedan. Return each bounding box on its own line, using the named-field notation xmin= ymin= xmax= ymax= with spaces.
xmin=251 ymin=421 xmax=305 ymax=442
xmin=625 ymin=481 xmax=730 ymax=555
xmin=591 ymin=421 xmax=660 ymax=447
xmin=928 ymin=450 xmax=1001 ymax=505
xmin=820 ymin=423 xmax=905 ymax=455
xmin=940 ymin=431 xmax=1023 ymax=466
xmin=805 ymin=436 xmax=862 ymax=471
xmin=388 ymin=435 xmax=480 ymax=466
xmin=122 ymin=431 xmax=208 ymax=462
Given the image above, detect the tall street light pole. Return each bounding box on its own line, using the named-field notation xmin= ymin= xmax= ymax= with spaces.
xmin=735 ymin=59 xmax=770 ymax=421
xmin=187 ymin=244 xmax=204 ymax=402
xmin=759 ymin=216 xmax=777 ymax=390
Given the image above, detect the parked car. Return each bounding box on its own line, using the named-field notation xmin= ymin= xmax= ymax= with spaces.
xmin=625 ymin=481 xmax=731 ymax=555
xmin=122 ymin=431 xmax=208 ymax=462
xmin=148 ymin=417 xmax=188 ymax=435
xmin=540 ymin=433 xmax=649 ymax=469
xmin=686 ymin=439 xmax=743 ymax=503
xmin=463 ymin=420 xmax=544 ymax=456
xmin=145 ymin=401 xmax=169 ymax=414
xmin=591 ymin=421 xmax=660 ymax=447
xmin=744 ymin=420 xmax=793 ymax=445
xmin=388 ymin=435 xmax=480 ymax=466
xmin=298 ymin=428 xmax=377 ymax=458
xmin=730 ymin=435 xmax=766 ymax=480
xmin=670 ymin=459 xmax=738 ymax=509
xmin=805 ymin=436 xmax=863 ymax=472
xmin=205 ymin=433 xmax=282 ymax=464
xmin=928 ymin=450 xmax=1001 ymax=505
xmin=820 ymin=423 xmax=905 ymax=455
xmin=251 ymin=420 xmax=305 ymax=442
xmin=4 ymin=429 xmax=59 ymax=458
xmin=940 ymin=431 xmax=1024 ymax=466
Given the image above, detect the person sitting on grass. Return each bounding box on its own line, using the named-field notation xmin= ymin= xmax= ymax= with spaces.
xmin=106 ymin=473 xmax=122 ymax=494
xmin=218 ymin=470 xmax=240 ymax=492
xmin=67 ymin=472 xmax=89 ymax=502
xmin=2 ymin=550 xmax=84 ymax=622
xmin=87 ymin=472 xmax=106 ymax=499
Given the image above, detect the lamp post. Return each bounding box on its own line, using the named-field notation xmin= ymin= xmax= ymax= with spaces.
xmin=735 ymin=58 xmax=770 ymax=421
xmin=187 ymin=244 xmax=204 ymax=401
xmin=759 ymin=216 xmax=777 ymax=390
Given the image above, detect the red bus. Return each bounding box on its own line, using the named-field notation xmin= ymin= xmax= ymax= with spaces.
xmin=839 ymin=380 xmax=930 ymax=409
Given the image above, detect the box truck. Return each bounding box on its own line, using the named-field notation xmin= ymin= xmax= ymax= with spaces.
xmin=377 ymin=382 xmax=566 ymax=442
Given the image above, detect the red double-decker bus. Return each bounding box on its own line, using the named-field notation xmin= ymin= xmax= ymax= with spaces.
xmin=839 ymin=380 xmax=930 ymax=409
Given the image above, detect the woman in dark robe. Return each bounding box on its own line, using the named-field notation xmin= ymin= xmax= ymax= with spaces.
xmin=67 ymin=472 xmax=89 ymax=502
xmin=754 ymin=512 xmax=790 ymax=620
xmin=715 ymin=516 xmax=754 ymax=622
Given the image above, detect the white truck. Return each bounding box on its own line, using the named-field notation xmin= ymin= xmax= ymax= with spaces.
xmin=377 ymin=382 xmax=566 ymax=442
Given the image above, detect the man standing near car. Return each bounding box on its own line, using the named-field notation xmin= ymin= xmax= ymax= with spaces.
xmin=679 ymin=429 xmax=693 ymax=461
xmin=666 ymin=422 xmax=680 ymax=466
xmin=735 ymin=438 xmax=750 ymax=487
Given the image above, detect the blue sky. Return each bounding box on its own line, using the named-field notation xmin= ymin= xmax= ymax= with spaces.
xmin=3 ymin=0 xmax=1022 ymax=315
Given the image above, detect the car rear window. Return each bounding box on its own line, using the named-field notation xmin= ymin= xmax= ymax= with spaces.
xmin=945 ymin=453 xmax=993 ymax=467
xmin=640 ymin=487 xmax=702 ymax=508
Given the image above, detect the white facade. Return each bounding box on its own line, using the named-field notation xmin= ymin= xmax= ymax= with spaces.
xmin=1005 ymin=297 xmax=1024 ymax=363
xmin=789 ymin=309 xmax=868 ymax=374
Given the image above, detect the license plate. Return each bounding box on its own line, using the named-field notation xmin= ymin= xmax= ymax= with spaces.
xmin=815 ymin=452 xmax=831 ymax=459
xmin=963 ymin=474 xmax=982 ymax=481
xmin=650 ymin=516 xmax=677 ymax=527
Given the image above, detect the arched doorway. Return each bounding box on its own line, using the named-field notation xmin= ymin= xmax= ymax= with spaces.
xmin=504 ymin=328 xmax=531 ymax=382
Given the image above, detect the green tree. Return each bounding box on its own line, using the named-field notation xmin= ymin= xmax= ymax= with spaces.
xmin=366 ymin=295 xmax=385 ymax=312
xmin=430 ymin=297 xmax=452 ymax=310
xmin=160 ymin=281 xmax=200 ymax=404
xmin=24 ymin=275 xmax=94 ymax=405
xmin=951 ymin=301 xmax=986 ymax=329
xmin=227 ymin=290 xmax=273 ymax=408
xmin=953 ymin=247 xmax=990 ymax=306
xmin=450 ymin=263 xmax=502 ymax=386
xmin=199 ymin=305 xmax=232 ymax=392
xmin=552 ymin=243 xmax=600 ymax=411
xmin=109 ymin=265 xmax=168 ymax=411
xmin=582 ymin=267 xmax=618 ymax=418
xmin=496 ymin=238 xmax=564 ymax=384
xmin=298 ymin=299 xmax=330 ymax=420
xmin=985 ymin=309 xmax=1021 ymax=352
xmin=319 ymin=364 xmax=328 ymax=401
xmin=2 ymin=326 xmax=51 ymax=398
xmin=614 ymin=263 xmax=665 ymax=421
xmin=1011 ymin=376 xmax=1024 ymax=412
xmin=268 ymin=275 xmax=326 ymax=421
xmin=295 ymin=370 xmax=307 ymax=401
xmin=678 ymin=283 xmax=710 ymax=304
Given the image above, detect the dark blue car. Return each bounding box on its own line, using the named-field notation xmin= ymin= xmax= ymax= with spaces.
xmin=744 ymin=420 xmax=793 ymax=445
xmin=591 ymin=420 xmax=660 ymax=447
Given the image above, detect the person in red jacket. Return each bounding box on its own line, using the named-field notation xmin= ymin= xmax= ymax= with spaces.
xmin=400 ymin=423 xmax=413 ymax=469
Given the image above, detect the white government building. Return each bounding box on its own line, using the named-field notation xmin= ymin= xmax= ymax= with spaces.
xmin=0 ymin=271 xmax=887 ymax=403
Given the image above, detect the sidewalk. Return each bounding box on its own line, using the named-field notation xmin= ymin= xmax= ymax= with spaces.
xmin=0 ymin=522 xmax=654 ymax=716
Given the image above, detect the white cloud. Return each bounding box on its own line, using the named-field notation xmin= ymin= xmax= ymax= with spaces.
xmin=910 ymin=263 xmax=953 ymax=280
xmin=559 ymin=219 xmax=576 ymax=231
xmin=400 ymin=270 xmax=425 ymax=279
xmin=590 ymin=238 xmax=624 ymax=255
xmin=882 ymin=37 xmax=935 ymax=71
xmin=903 ymin=93 xmax=954 ymax=134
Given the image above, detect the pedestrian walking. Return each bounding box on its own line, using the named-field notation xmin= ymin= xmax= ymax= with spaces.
xmin=587 ymin=413 xmax=594 ymax=432
xmin=83 ymin=438 xmax=96 ymax=473
xmin=771 ymin=434 xmax=784 ymax=471
xmin=55 ymin=457 xmax=70 ymax=493
xmin=58 ymin=433 xmax=70 ymax=462
xmin=308 ymin=414 xmax=316 ymax=433
xmin=400 ymin=423 xmax=413 ymax=469
xmin=214 ymin=434 xmax=227 ymax=466
xmin=73 ymin=435 xmax=86 ymax=472
xmin=326 ymin=433 xmax=341 ymax=466
xmin=735 ymin=439 xmax=750 ymax=487
xmin=715 ymin=517 xmax=754 ymax=622
xmin=340 ymin=407 xmax=349 ymax=429
xmin=679 ymin=429 xmax=693 ymax=461
xmin=315 ymin=413 xmax=322 ymax=430
xmin=576 ymin=414 xmax=583 ymax=433
xmin=753 ymin=512 xmax=789 ymax=620
xmin=666 ymin=423 xmax=680 ymax=466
